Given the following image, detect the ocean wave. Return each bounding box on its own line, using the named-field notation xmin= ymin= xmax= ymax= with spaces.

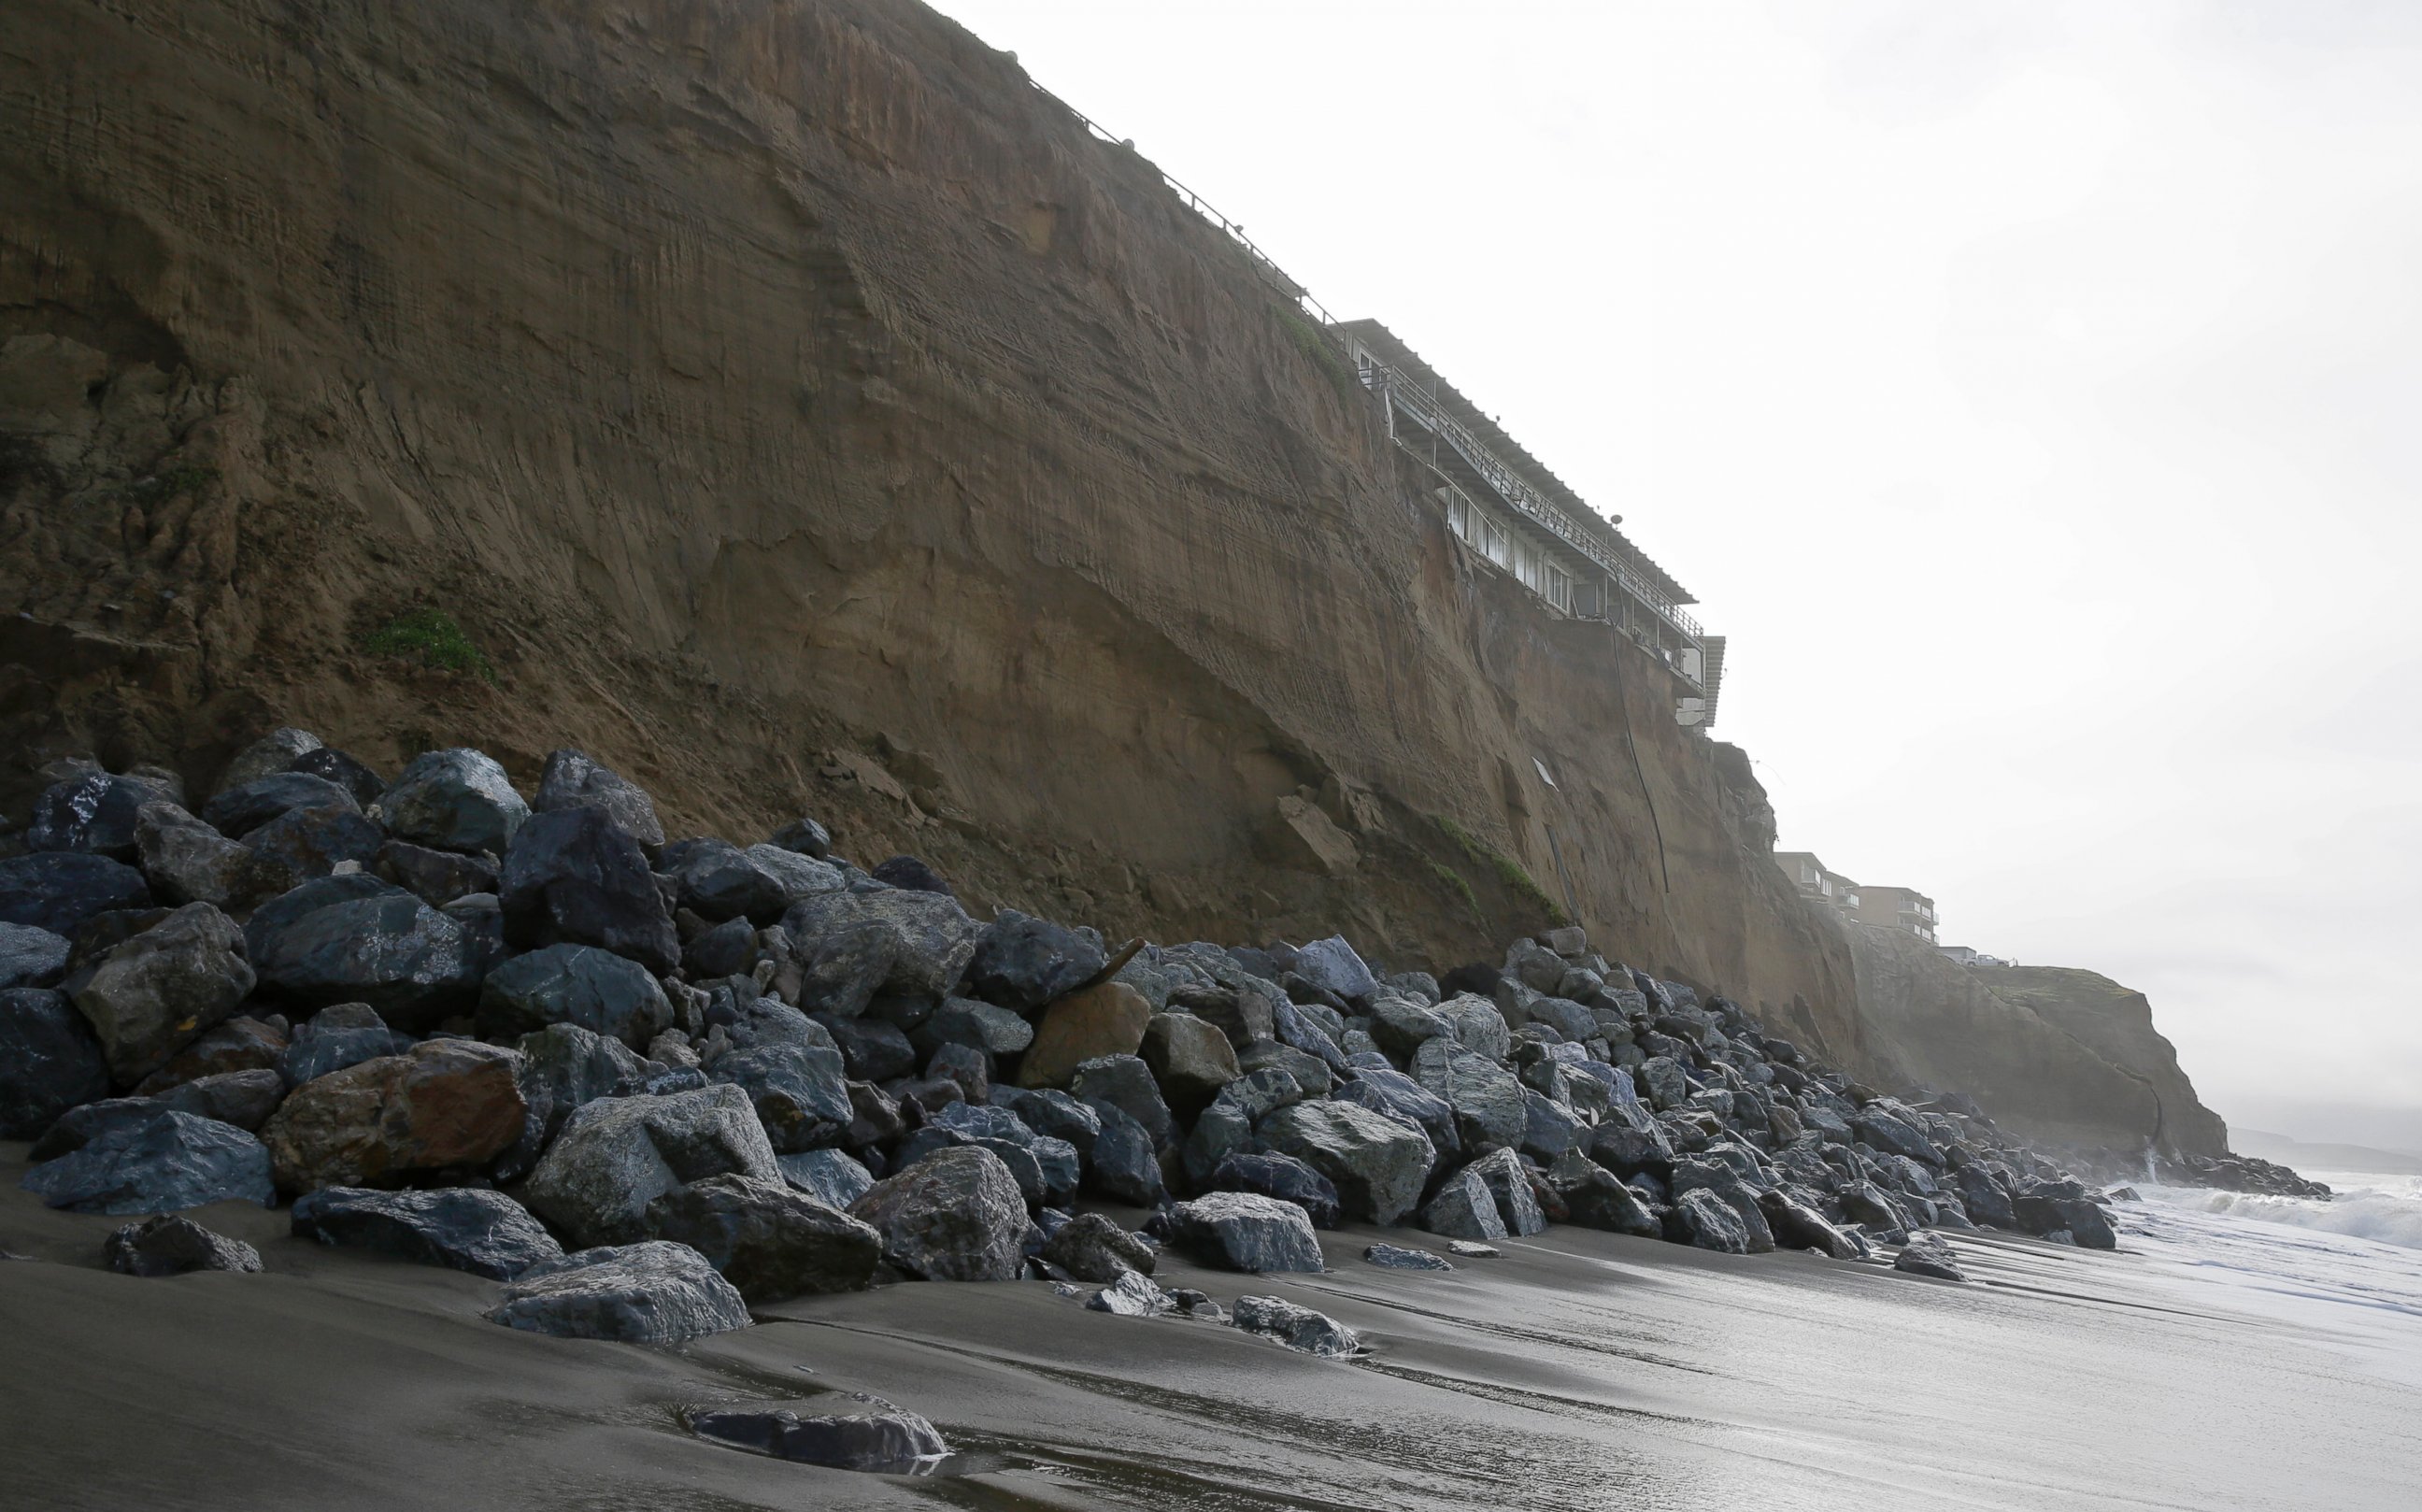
xmin=2153 ymin=1175 xmax=2422 ymax=1253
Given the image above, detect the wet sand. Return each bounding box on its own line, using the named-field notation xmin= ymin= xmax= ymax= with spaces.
xmin=3 ymin=1148 xmax=2414 ymax=1511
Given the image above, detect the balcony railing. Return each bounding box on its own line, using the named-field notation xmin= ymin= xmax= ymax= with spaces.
xmin=1361 ymin=364 xmax=1704 ymax=640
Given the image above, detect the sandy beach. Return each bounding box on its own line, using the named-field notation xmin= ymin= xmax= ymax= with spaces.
xmin=5 ymin=1150 xmax=2412 ymax=1512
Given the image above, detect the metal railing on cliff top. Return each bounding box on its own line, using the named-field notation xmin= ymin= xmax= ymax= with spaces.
xmin=1033 ymin=81 xmax=1703 ymax=645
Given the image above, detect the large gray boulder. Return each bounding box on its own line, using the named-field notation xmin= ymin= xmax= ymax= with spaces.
xmin=1232 ymin=1294 xmax=1360 ymax=1357
xmin=686 ymin=1406 xmax=947 ymax=1473
xmin=380 ymin=749 xmax=528 ymax=856
xmin=134 ymin=803 xmax=294 ymax=914
xmin=66 ymin=902 xmax=256 ymax=1084
xmin=643 ymin=1173 xmax=882 ymax=1300
xmin=0 ymin=988 xmax=111 ymax=1139
xmin=497 ymin=805 xmax=679 ymax=975
xmin=21 ymin=1107 xmax=275 ymax=1214
xmin=533 ymin=749 xmax=664 ymax=849
xmin=514 ymin=1022 xmax=648 ymax=1148
xmin=0 ymin=852 xmax=152 ymax=938
xmin=1071 ymin=1053 xmax=1175 ymax=1151
xmin=1432 ymin=993 xmax=1512 ymax=1061
xmin=961 ymin=910 xmax=1105 ymax=1012
xmin=1465 ymin=1148 xmax=1548 ymax=1236
xmin=245 ymin=877 xmax=484 ymax=1032
xmin=26 ymin=771 xmax=172 ymax=860
xmin=1670 ymin=1188 xmax=1752 ymax=1254
xmin=524 ymin=1085 xmax=780 ymax=1248
xmin=487 ymin=1241 xmax=751 ymax=1344
xmin=664 ymin=838 xmax=788 ymax=924
xmin=707 ymin=1040 xmax=852 ymax=1153
xmin=477 ymin=943 xmax=672 ymax=1049
xmin=776 ymin=1148 xmax=875 ymax=1211
xmin=1038 ymin=1211 xmax=1156 ymax=1282
xmin=291 ymin=1187 xmax=563 ymax=1279
xmin=1546 ymin=1151 xmax=1663 ymax=1237
xmin=1257 ymin=1100 xmax=1435 ymax=1226
xmin=847 ymin=1145 xmax=1027 ymax=1281
xmin=1289 ymin=936 xmax=1377 ymax=1002
xmin=1139 ymin=1012 xmax=1242 ymax=1120
xmin=202 ymin=772 xmax=359 ymax=839
xmin=1410 ymin=1038 xmax=1528 ymax=1152
xmin=1894 ymin=1231 xmax=1968 ymax=1281
xmin=1166 ymin=1191 xmax=1323 ymax=1273
xmin=782 ymin=889 xmax=979 ymax=1002
xmin=1419 ymin=1164 xmax=1508 ymax=1241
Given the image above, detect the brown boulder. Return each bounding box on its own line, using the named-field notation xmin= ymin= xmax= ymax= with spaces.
xmin=1019 ymin=981 xmax=1151 ymax=1089
xmin=261 ymin=1039 xmax=525 ymax=1194
xmin=134 ymin=1015 xmax=289 ymax=1094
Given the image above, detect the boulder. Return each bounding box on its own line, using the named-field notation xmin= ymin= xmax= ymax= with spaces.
xmin=1365 ymin=995 xmax=1452 ymax=1061
xmin=820 ymin=1012 xmax=919 ymax=1081
xmin=134 ymin=805 xmax=295 ymax=914
xmin=1410 ymin=1038 xmax=1529 ymax=1152
xmin=1432 ymin=994 xmax=1514 ymax=1061
xmin=135 ymin=1015 xmax=287 ymax=1093
xmin=21 ymin=1108 xmax=274 ymax=1214
xmin=961 ymin=910 xmax=1106 ymax=1012
xmin=240 ymin=803 xmax=385 ymax=881
xmin=477 ymin=943 xmax=673 ymax=1049
xmin=1587 ymin=1109 xmax=1674 ymax=1178
xmin=1207 ymin=1151 xmax=1342 ymax=1228
xmin=666 ymin=838 xmax=788 ymax=924
xmin=786 ymin=919 xmax=899 ymax=1019
xmin=684 ymin=917 xmax=759 ymax=980
xmin=1139 ymin=1012 xmax=1242 ymax=1119
xmin=291 ymin=1187 xmax=563 ymax=1278
xmin=1017 ymin=981 xmax=1152 ymax=1089
xmin=766 ymin=817 xmax=833 ymax=857
xmin=847 ymin=1145 xmax=1028 ymax=1281
xmin=1231 ymin=1295 xmax=1359 ymax=1357
xmin=1670 ymin=1188 xmax=1752 ymax=1254
xmin=1332 ymin=1067 xmax=1460 ymax=1158
xmin=0 ymin=920 xmax=72 ymax=993
xmin=708 ymin=1041 xmax=852 ymax=1153
xmin=104 ymin=1214 xmax=264 ymax=1277
xmin=1289 ymin=935 xmax=1377 ymax=1002
xmin=497 ymin=806 xmax=679 ymax=975
xmin=261 ymin=1039 xmax=526 ymax=1193
xmin=1854 ymin=1105 xmax=1945 ymax=1168
xmin=487 ymin=1241 xmax=751 ymax=1344
xmin=246 ymin=877 xmax=483 ymax=1031
xmin=155 ymin=1068 xmax=284 ymax=1131
xmin=744 ymin=845 xmax=847 ymax=906
xmin=1364 ymin=1243 xmax=1453 ymax=1271
xmin=1081 ymin=1104 xmax=1167 ymax=1207
xmin=781 ymin=889 xmax=978 ymax=1001
xmin=0 ymin=988 xmax=111 ymax=1138
xmin=532 ymin=749 xmax=665 ymax=849
xmin=1086 ymin=1268 xmax=1175 ymax=1316
xmin=1952 ymin=1163 xmax=2020 ymax=1231
xmin=2015 ymin=1191 xmax=2118 ymax=1250
xmin=644 ymin=1173 xmax=883 ymax=1299
xmin=777 ymin=1148 xmax=876 ymax=1211
xmin=988 ymin=1086 xmax=1102 ymax=1156
xmin=1545 ymin=1151 xmax=1663 ymax=1237
xmin=1520 ymin=1090 xmax=1585 ymax=1163
xmin=1756 ymin=1189 xmax=1861 ymax=1259
xmin=379 ymin=749 xmax=529 ymax=856
xmin=1894 ymin=1230 xmax=1968 ymax=1281
xmin=0 ymin=852 xmax=152 ymax=938
xmin=202 ymin=772 xmax=360 ymax=839
xmin=1637 ymin=1056 xmax=1691 ymax=1112
xmin=221 ymin=728 xmax=323 ymax=791
xmin=66 ymin=902 xmax=256 ymax=1084
xmin=686 ymin=1406 xmax=947 ymax=1473
xmin=1070 ymin=1053 xmax=1176 ymax=1151
xmin=917 ymin=997 xmax=1033 ymax=1060
xmin=525 ymin=1085 xmax=780 ymax=1248
xmin=26 ymin=771 xmax=173 ymax=859
xmin=1167 ymin=1191 xmax=1324 ymax=1273
xmin=280 ymin=1008 xmax=417 ymax=1086
xmin=1259 ymin=1100 xmax=1435 ymax=1226
xmin=1421 ymin=1164 xmax=1510 ymax=1240
xmin=285 ymin=747 xmax=389 ymax=809
xmin=1038 ymin=1211 xmax=1156 ymax=1282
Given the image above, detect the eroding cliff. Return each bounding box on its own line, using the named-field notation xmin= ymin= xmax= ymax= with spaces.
xmin=1843 ymin=923 xmax=2228 ymax=1159
xmin=0 ymin=1 xmax=1876 ymax=1064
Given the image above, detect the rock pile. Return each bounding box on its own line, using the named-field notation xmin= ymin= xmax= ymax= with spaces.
xmin=6 ymin=730 xmax=2260 ymax=1347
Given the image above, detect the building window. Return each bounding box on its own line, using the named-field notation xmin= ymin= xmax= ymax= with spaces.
xmin=1444 ymin=490 xmax=1470 ymax=540
xmin=1544 ymin=563 xmax=1571 ymax=612
xmin=1483 ymin=520 xmax=1509 ymax=566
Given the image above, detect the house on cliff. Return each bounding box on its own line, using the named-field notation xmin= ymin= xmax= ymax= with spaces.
xmin=1334 ymin=320 xmax=1724 ymax=730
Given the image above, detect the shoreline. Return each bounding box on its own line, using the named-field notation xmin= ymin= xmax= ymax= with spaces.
xmin=6 ymin=1163 xmax=2413 ymax=1512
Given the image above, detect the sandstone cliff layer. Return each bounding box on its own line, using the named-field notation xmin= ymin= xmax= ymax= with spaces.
xmin=0 ymin=2 xmax=1880 ymax=1068
xmin=1843 ymin=923 xmax=2228 ymax=1159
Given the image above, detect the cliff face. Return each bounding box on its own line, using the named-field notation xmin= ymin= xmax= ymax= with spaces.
xmin=0 ymin=1 xmax=1878 ymax=1064
xmin=1843 ymin=924 xmax=2230 ymax=1158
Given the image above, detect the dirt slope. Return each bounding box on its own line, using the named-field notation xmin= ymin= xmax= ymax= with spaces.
xmin=0 ymin=0 xmax=1879 ymax=1068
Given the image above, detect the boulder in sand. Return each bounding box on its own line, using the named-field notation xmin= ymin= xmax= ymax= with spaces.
xmin=687 ymin=1405 xmax=947 ymax=1473
xmin=0 ymin=987 xmax=111 ymax=1139
xmin=847 ymin=1145 xmax=1027 ymax=1281
xmin=104 ymin=1213 xmax=264 ymax=1277
xmin=291 ymin=1186 xmax=563 ymax=1279
xmin=1166 ymin=1191 xmax=1323 ymax=1273
xmin=644 ymin=1173 xmax=882 ymax=1300
xmin=1894 ymin=1230 xmax=1968 ymax=1282
xmin=1232 ymin=1294 xmax=1360 ymax=1357
xmin=21 ymin=1107 xmax=274 ymax=1214
xmin=1037 ymin=1211 xmax=1155 ymax=1282
xmin=525 ymin=1084 xmax=780 ymax=1248
xmin=487 ymin=1241 xmax=750 ymax=1344
xmin=1256 ymin=1099 xmax=1435 ymax=1226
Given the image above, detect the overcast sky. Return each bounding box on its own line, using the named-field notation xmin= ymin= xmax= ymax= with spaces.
xmin=931 ymin=0 xmax=2421 ymax=1147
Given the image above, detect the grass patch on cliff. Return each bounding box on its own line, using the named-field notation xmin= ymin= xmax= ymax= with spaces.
xmin=1433 ymin=814 xmax=1568 ymax=924
xmin=363 ymin=607 xmax=496 ymax=683
xmin=1275 ymin=306 xmax=1355 ymax=400
xmin=1428 ymin=859 xmax=1481 ymax=917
